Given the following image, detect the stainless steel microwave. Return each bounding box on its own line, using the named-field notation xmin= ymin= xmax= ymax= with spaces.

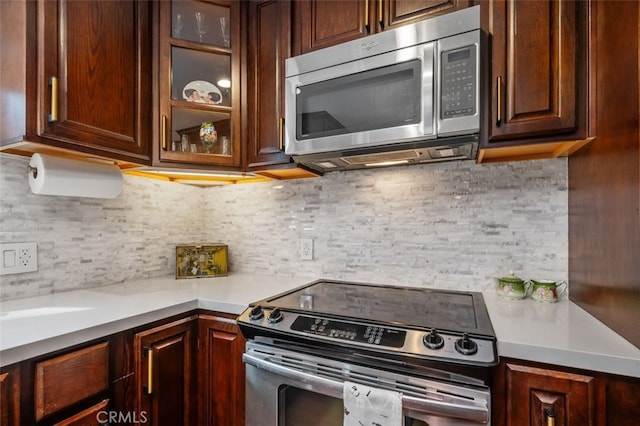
xmin=284 ymin=6 xmax=482 ymax=173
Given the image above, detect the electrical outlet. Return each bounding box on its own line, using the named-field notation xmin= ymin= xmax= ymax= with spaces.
xmin=0 ymin=242 xmax=38 ymax=275
xmin=299 ymin=238 xmax=314 ymax=260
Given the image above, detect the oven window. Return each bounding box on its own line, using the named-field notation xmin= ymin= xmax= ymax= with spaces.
xmin=278 ymin=386 xmax=428 ymax=426
xmin=295 ymin=60 xmax=422 ymax=140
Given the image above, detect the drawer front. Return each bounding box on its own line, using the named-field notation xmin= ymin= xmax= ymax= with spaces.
xmin=54 ymin=399 xmax=108 ymax=426
xmin=35 ymin=342 xmax=109 ymax=421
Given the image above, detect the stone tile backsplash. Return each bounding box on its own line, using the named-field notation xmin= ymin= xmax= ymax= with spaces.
xmin=0 ymin=153 xmax=567 ymax=300
xmin=202 ymin=159 xmax=568 ymax=291
xmin=0 ymin=155 xmax=205 ymax=300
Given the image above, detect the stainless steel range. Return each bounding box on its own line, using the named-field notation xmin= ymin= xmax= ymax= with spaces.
xmin=238 ymin=279 xmax=498 ymax=425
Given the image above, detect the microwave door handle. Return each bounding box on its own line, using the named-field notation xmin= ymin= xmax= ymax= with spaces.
xmin=243 ymin=353 xmax=489 ymax=423
xmin=422 ymin=42 xmax=436 ymax=137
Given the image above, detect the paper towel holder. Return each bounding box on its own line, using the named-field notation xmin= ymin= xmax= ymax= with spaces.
xmin=26 ymin=155 xmax=120 ymax=179
xmin=27 ymin=165 xmax=38 ymax=179
xmin=27 ymin=153 xmax=124 ymax=199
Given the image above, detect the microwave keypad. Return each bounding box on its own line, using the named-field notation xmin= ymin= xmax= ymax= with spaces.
xmin=441 ymin=46 xmax=476 ymax=119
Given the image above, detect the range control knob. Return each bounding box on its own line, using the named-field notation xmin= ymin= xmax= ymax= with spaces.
xmin=422 ymin=328 xmax=444 ymax=350
xmin=268 ymin=308 xmax=284 ymax=324
xmin=249 ymin=306 xmax=264 ymax=321
xmin=454 ymin=333 xmax=478 ymax=356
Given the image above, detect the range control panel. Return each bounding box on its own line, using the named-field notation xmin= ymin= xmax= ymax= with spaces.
xmin=238 ymin=306 xmax=498 ymax=366
xmin=290 ymin=315 xmax=406 ymax=348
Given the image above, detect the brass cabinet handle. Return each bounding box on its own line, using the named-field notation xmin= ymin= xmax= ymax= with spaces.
xmin=364 ymin=0 xmax=370 ymax=32
xmin=161 ymin=115 xmax=168 ymax=150
xmin=48 ymin=77 xmax=58 ymax=123
xmin=145 ymin=347 xmax=154 ymax=394
xmin=544 ymin=408 xmax=555 ymax=426
xmin=496 ymin=76 xmax=502 ymax=126
xmin=278 ymin=117 xmax=285 ymax=151
xmin=378 ymin=0 xmax=383 ymax=29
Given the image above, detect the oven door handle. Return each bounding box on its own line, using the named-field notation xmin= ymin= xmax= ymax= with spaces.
xmin=243 ymin=353 xmax=489 ymax=424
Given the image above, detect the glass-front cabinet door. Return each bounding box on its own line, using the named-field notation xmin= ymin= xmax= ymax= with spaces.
xmin=158 ymin=0 xmax=240 ymax=167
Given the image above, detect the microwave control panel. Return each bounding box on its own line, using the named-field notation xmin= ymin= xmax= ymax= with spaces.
xmin=440 ymin=45 xmax=477 ymax=119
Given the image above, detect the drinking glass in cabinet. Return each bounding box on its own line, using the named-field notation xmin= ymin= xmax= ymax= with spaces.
xmin=171 ymin=0 xmax=230 ymax=47
xmin=174 ymin=13 xmax=183 ymax=38
xmin=194 ymin=11 xmax=208 ymax=43
xmin=219 ymin=17 xmax=230 ymax=47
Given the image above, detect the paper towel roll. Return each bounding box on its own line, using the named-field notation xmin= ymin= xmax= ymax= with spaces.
xmin=28 ymin=153 xmax=124 ymax=199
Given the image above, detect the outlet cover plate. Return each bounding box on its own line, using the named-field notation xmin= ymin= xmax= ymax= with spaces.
xmin=299 ymin=238 xmax=313 ymax=260
xmin=0 ymin=242 xmax=38 ymax=275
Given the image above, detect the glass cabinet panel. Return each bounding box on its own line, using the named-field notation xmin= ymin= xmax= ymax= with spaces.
xmin=159 ymin=0 xmax=238 ymax=167
xmin=171 ymin=108 xmax=231 ymax=156
xmin=172 ymin=1 xmax=230 ymax=47
xmin=171 ymin=47 xmax=231 ymax=107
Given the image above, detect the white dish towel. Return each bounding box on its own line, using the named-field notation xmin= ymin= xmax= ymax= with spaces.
xmin=343 ymin=381 xmax=403 ymax=426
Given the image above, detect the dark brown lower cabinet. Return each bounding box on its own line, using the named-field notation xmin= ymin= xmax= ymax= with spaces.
xmin=134 ymin=315 xmax=196 ymax=426
xmin=4 ymin=313 xmax=640 ymax=426
xmin=503 ymin=362 xmax=598 ymax=425
xmin=54 ymin=399 xmax=109 ymax=426
xmin=0 ymin=311 xmax=245 ymax=426
xmin=493 ymin=358 xmax=640 ymax=426
xmin=0 ymin=364 xmax=20 ymax=426
xmin=197 ymin=313 xmax=246 ymax=426
xmin=0 ymin=342 xmax=110 ymax=425
xmin=34 ymin=342 xmax=110 ymax=422
xmin=131 ymin=311 xmax=246 ymax=426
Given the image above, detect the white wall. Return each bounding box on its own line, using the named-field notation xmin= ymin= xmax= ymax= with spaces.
xmin=0 ymin=153 xmax=568 ymax=300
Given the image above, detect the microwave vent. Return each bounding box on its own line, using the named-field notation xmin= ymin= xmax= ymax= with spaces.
xmin=341 ymin=149 xmax=420 ymax=166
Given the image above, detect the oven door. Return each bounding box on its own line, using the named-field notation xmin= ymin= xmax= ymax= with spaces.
xmin=284 ymin=43 xmax=435 ymax=157
xmin=244 ymin=341 xmax=490 ymax=426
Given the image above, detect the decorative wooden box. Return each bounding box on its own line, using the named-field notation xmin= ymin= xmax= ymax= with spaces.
xmin=176 ymin=244 xmax=228 ymax=279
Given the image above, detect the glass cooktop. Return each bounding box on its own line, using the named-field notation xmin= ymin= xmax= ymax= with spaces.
xmin=260 ymin=279 xmax=494 ymax=336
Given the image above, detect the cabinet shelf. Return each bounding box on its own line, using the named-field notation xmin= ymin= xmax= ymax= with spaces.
xmin=170 ymin=37 xmax=232 ymax=55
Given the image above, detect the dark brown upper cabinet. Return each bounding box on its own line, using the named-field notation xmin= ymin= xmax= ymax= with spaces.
xmin=152 ymin=0 xmax=242 ymax=169
xmin=243 ymin=1 xmax=321 ymax=180
xmin=478 ymin=0 xmax=592 ymax=163
xmin=293 ymin=0 xmax=471 ymax=55
xmin=245 ymin=0 xmax=292 ymax=170
xmin=0 ymin=0 xmax=152 ymax=166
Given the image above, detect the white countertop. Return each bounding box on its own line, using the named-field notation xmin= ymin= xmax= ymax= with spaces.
xmin=1 ymin=274 xmax=640 ymax=378
xmin=482 ymin=292 xmax=640 ymax=377
xmin=0 ymin=274 xmax=307 ymax=366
